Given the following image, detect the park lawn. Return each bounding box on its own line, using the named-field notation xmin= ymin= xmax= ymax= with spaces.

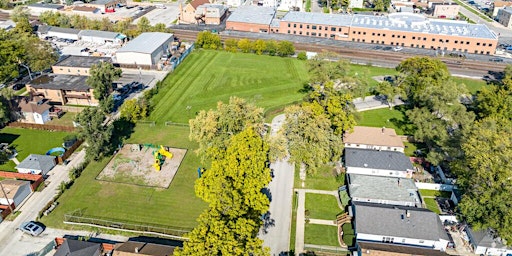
xmin=304 ymin=224 xmax=340 ymax=247
xmin=424 ymin=197 xmax=441 ymax=214
xmin=452 ymin=77 xmax=487 ymax=94
xmin=149 ymin=50 xmax=309 ymax=124
xmin=349 ymin=64 xmax=398 ymax=90
xmin=305 ymin=193 xmax=343 ymax=220
xmin=420 ymin=189 xmax=452 ymax=198
xmin=0 ymin=127 xmax=72 ymax=171
xmin=356 ymin=106 xmax=411 ymax=135
xmin=41 ymin=124 xmax=207 ymax=230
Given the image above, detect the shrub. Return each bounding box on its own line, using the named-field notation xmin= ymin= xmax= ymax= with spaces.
xmin=297 ymin=51 xmax=307 ymax=60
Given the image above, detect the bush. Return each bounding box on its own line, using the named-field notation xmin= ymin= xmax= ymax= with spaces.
xmin=297 ymin=51 xmax=307 ymax=60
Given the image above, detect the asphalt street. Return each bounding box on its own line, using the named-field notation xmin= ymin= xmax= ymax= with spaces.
xmin=259 ymin=114 xmax=295 ymax=256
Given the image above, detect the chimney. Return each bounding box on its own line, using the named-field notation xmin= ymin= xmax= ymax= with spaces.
xmin=135 ymin=247 xmax=139 ymax=253
xmin=406 ymin=210 xmax=410 ymax=218
xmin=382 ymin=127 xmax=385 ymax=133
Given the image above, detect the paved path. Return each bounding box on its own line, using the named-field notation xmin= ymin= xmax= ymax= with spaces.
xmin=300 ymin=189 xmax=337 ymax=196
xmin=309 ymin=219 xmax=337 ymax=226
xmin=11 ymin=157 xmax=19 ymax=165
xmin=0 ymin=149 xmax=86 ymax=256
xmin=259 ymin=114 xmax=295 ymax=256
xmin=456 ymin=0 xmax=512 ymax=43
xmin=353 ymin=95 xmax=404 ymax=112
xmin=295 ymin=189 xmax=306 ymax=255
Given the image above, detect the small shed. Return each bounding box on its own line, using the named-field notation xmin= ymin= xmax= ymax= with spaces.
xmin=16 ymin=154 xmax=56 ymax=175
xmin=0 ymin=179 xmax=32 ymax=208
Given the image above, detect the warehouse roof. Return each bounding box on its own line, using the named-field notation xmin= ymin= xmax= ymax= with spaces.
xmin=79 ymin=30 xmax=125 ymax=40
xmin=54 ymin=55 xmax=112 ymax=68
xmin=28 ymin=3 xmax=64 ymax=9
xmin=344 ymin=148 xmax=413 ymax=172
xmin=116 ymin=32 xmax=173 ymax=54
xmin=348 ymin=174 xmax=419 ymax=205
xmin=227 ymin=6 xmax=276 ymax=25
xmin=29 ymin=75 xmax=90 ymax=91
xmin=48 ymin=26 xmax=80 ymax=35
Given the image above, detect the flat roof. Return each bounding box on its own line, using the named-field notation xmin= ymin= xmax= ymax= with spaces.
xmin=29 ymin=75 xmax=90 ymax=91
xmin=28 ymin=3 xmax=64 ymax=9
xmin=117 ymin=32 xmax=173 ymax=54
xmin=348 ymin=174 xmax=419 ymax=204
xmin=227 ymin=6 xmax=276 ymax=25
xmin=0 ymin=180 xmax=30 ymax=199
xmin=280 ymin=12 xmax=497 ymax=39
xmin=54 ymin=55 xmax=112 ymax=68
xmin=344 ymin=126 xmax=404 ymax=148
xmin=500 ymin=6 xmax=512 ymax=14
xmin=79 ymin=30 xmax=123 ymax=40
xmin=89 ymin=0 xmax=116 ymax=5
xmin=48 ymin=26 xmax=80 ymax=35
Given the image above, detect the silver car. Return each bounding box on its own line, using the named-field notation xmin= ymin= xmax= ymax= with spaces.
xmin=19 ymin=221 xmax=45 ymax=236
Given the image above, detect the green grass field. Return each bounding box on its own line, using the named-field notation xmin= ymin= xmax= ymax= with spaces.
xmin=452 ymin=77 xmax=487 ymax=94
xmin=356 ymin=106 xmax=411 ymax=135
xmin=41 ymin=124 xmax=207 ymax=230
xmin=420 ymin=189 xmax=452 ymax=198
xmin=0 ymin=127 xmax=72 ymax=171
xmin=424 ymin=197 xmax=441 ymax=214
xmin=305 ymin=193 xmax=343 ymax=220
xmin=149 ymin=50 xmax=309 ymax=123
xmin=304 ymin=224 xmax=340 ymax=247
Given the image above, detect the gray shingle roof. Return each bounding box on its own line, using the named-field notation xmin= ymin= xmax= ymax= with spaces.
xmin=16 ymin=154 xmax=56 ymax=173
xmin=48 ymin=26 xmax=81 ymax=35
xmin=348 ymin=174 xmax=419 ymax=205
xmin=54 ymin=55 xmax=112 ymax=68
xmin=117 ymin=32 xmax=173 ymax=54
xmin=227 ymin=6 xmax=276 ymax=25
xmin=344 ymin=148 xmax=413 ymax=172
xmin=466 ymin=227 xmax=511 ymax=250
xmin=354 ymin=202 xmax=450 ymax=241
xmin=54 ymin=239 xmax=101 ymax=256
xmin=358 ymin=241 xmax=450 ymax=256
xmin=29 ymin=75 xmax=90 ymax=91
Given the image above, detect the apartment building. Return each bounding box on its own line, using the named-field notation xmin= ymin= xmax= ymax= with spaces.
xmin=26 ymin=75 xmax=97 ymax=106
xmin=497 ymin=7 xmax=512 ymax=28
xmin=52 ymin=55 xmax=112 ymax=76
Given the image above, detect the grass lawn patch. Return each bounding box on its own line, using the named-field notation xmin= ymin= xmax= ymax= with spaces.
xmin=47 ymin=112 xmax=77 ymax=127
xmin=342 ymin=223 xmax=355 ymax=247
xmin=452 ymin=77 xmax=487 ymax=94
xmin=149 ymin=50 xmax=309 ymax=124
xmin=424 ymin=197 xmax=441 ymax=214
xmin=0 ymin=127 xmax=72 ymax=171
xmin=420 ymin=189 xmax=452 ymax=198
xmin=304 ymin=224 xmax=339 ymax=247
xmin=295 ymin=164 xmax=344 ymax=190
xmin=41 ymin=124 xmax=207 ymax=230
xmin=356 ymin=106 xmax=411 ymax=135
xmin=305 ymin=193 xmax=342 ymax=220
xmin=349 ymin=64 xmax=398 ymax=91
xmin=14 ymin=87 xmax=27 ymax=96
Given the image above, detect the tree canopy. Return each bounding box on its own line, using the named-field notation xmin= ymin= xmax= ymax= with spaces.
xmin=74 ymin=107 xmax=114 ymax=161
xmin=86 ymin=61 xmax=122 ymax=110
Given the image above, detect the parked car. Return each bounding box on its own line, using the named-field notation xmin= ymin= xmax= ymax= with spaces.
xmin=393 ymin=46 xmax=403 ymax=52
xmin=489 ymin=58 xmax=504 ymax=62
xmin=19 ymin=221 xmax=45 ymax=236
xmin=12 ymin=83 xmax=24 ymax=90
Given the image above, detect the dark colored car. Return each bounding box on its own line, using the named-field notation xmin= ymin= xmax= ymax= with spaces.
xmin=490 ymin=58 xmax=504 ymax=62
xmin=12 ymin=84 xmax=24 ymax=90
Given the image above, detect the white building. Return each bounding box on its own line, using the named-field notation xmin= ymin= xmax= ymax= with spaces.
xmin=344 ymin=126 xmax=405 ymax=153
xmin=16 ymin=154 xmax=56 ymax=175
xmin=344 ymin=148 xmax=414 ymax=178
xmin=27 ymin=3 xmax=64 ymax=15
xmin=79 ymin=30 xmax=126 ymax=44
xmin=47 ymin=27 xmax=81 ymax=41
xmin=0 ymin=180 xmax=32 ymax=208
xmin=115 ymin=32 xmax=174 ymax=67
xmin=18 ymin=97 xmax=52 ymax=124
xmin=465 ymin=227 xmax=512 ymax=256
xmin=349 ymin=0 xmax=363 ymax=9
xmin=353 ymin=203 xmax=450 ymax=254
xmin=227 ymin=0 xmax=245 ymax=7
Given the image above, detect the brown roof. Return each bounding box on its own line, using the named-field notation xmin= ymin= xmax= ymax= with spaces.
xmin=114 ymin=241 xmax=175 ymax=256
xmin=72 ymin=6 xmax=98 ymax=12
xmin=0 ymin=179 xmax=30 ymax=199
xmin=358 ymin=241 xmax=450 ymax=256
xmin=493 ymin=0 xmax=512 ymax=7
xmin=18 ymin=97 xmax=52 ymax=115
xmin=190 ymin=0 xmax=210 ymax=9
xmin=343 ymin=126 xmax=404 ymax=148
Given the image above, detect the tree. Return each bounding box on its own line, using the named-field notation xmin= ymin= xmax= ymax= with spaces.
xmin=252 ymin=39 xmax=266 ymax=55
xmin=265 ymin=40 xmax=278 ymax=56
xmin=237 ymin=38 xmax=252 ymax=53
xmin=224 ymin=38 xmax=238 ymax=52
xmin=196 ymin=31 xmax=221 ymax=50
xmin=281 ymin=104 xmax=343 ymax=173
xmin=137 ymin=16 xmax=151 ymax=33
xmin=189 ymin=97 xmax=264 ymax=162
xmin=474 ymin=65 xmax=512 ymax=120
xmin=119 ymin=98 xmax=149 ymax=122
xmin=307 ymin=53 xmax=350 ymax=85
xmin=74 ymin=107 xmax=114 ymax=161
xmin=86 ymin=61 xmax=122 ymax=108
xmin=297 ymin=51 xmax=307 ymax=60
xmin=373 ymin=0 xmax=385 ymax=11
xmin=11 ymin=6 xmax=30 ymax=23
xmin=276 ymin=41 xmax=295 ymax=57
xmin=452 ymin=117 xmax=512 ymax=243
xmin=376 ymin=81 xmax=401 ymax=108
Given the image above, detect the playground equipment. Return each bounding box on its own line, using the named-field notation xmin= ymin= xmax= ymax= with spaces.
xmin=142 ymin=144 xmax=173 ymax=171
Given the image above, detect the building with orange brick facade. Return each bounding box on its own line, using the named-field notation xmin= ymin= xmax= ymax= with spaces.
xmin=226 ymin=10 xmax=498 ymax=55
xmin=26 ymin=75 xmax=98 ymax=106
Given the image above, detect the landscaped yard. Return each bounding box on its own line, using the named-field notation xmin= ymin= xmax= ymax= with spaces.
xmin=349 ymin=64 xmax=398 ymax=90
xmin=304 ymin=224 xmax=340 ymax=247
xmin=47 ymin=112 xmax=77 ymax=127
xmin=342 ymin=223 xmax=355 ymax=247
xmin=424 ymin=197 xmax=441 ymax=214
xmin=41 ymin=124 xmax=207 ymax=230
xmin=356 ymin=106 xmax=410 ymax=135
xmin=420 ymin=189 xmax=452 ymax=198
xmin=305 ymin=193 xmax=342 ymax=220
xmin=295 ymin=164 xmax=344 ymax=190
xmin=452 ymin=76 xmax=487 ymax=94
xmin=0 ymin=127 xmax=72 ymax=171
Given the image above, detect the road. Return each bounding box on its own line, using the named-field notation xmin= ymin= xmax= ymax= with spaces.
xmin=456 ymin=0 xmax=512 ymax=43
xmin=0 ymin=150 xmax=86 ymax=256
xmin=259 ymin=114 xmax=295 ymax=256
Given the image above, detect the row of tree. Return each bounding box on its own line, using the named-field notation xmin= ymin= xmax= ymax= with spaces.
xmin=196 ymin=31 xmax=296 ymax=57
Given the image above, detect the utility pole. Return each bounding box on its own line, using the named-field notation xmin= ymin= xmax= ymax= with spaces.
xmin=0 ymin=181 xmax=14 ymax=213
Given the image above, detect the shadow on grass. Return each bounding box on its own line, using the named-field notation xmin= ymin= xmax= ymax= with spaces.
xmin=388 ymin=104 xmax=415 ymax=135
xmin=110 ymin=118 xmax=135 ymax=152
xmin=0 ymin=133 xmax=20 ymax=144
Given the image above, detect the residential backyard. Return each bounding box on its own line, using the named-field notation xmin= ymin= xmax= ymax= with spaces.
xmin=304 ymin=224 xmax=339 ymax=247
xmin=305 ymin=193 xmax=342 ymax=220
xmin=0 ymin=127 xmax=72 ymax=172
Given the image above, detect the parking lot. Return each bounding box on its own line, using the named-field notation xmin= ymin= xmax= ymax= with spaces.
xmin=132 ymin=3 xmax=181 ymax=26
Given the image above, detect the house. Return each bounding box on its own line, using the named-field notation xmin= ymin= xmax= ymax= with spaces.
xmin=192 ymin=4 xmax=228 ymax=25
xmin=431 ymin=2 xmax=459 ymax=19
xmin=465 ymin=227 xmax=512 ymax=256
xmin=17 ymin=96 xmax=52 ymax=124
xmin=84 ymin=0 xmax=127 ymax=12
xmin=47 ymin=26 xmax=81 ymax=41
xmin=113 ymin=241 xmax=176 ymax=256
xmin=348 ymin=0 xmax=364 ymax=8
xmin=0 ymin=180 xmax=32 ymax=208
xmin=26 ymin=74 xmax=97 ymax=106
xmin=353 ymin=202 xmax=450 ymax=253
xmin=492 ymin=0 xmax=512 ymax=17
xmin=343 ymin=126 xmax=405 ymax=153
xmin=78 ymin=30 xmax=126 ymax=44
xmin=226 ymin=6 xmax=276 ymax=33
xmin=115 ymin=32 xmax=174 ymax=68
xmin=72 ymin=6 xmax=100 ymax=14
xmin=53 ymin=55 xmax=112 ymax=76
xmin=27 ymin=3 xmax=64 ymax=15
xmin=344 ymin=148 xmax=414 ymax=178
xmin=178 ymin=0 xmax=210 ymax=24
xmin=497 ymin=7 xmax=512 ymax=28
xmin=54 ymin=239 xmax=102 ymax=256
xmin=347 ymin=174 xmax=420 ymax=207
xmin=15 ymin=154 xmax=56 ymax=175
xmin=36 ymin=25 xmax=51 ymax=39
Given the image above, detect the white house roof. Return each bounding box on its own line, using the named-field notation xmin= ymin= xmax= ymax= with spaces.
xmin=16 ymin=154 xmax=56 ymax=173
xmin=116 ymin=32 xmax=173 ymax=54
xmin=348 ymin=174 xmax=419 ymax=205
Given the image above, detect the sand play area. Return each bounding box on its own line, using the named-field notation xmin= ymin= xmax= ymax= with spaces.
xmin=97 ymin=144 xmax=187 ymax=188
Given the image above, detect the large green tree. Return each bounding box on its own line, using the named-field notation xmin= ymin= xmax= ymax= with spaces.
xmin=307 ymin=53 xmax=350 ymax=85
xmin=189 ymin=96 xmax=264 ymax=162
xmin=475 ymin=65 xmax=512 ymax=120
xmin=452 ymin=117 xmax=512 ymax=242
xmin=74 ymin=107 xmax=114 ymax=161
xmin=86 ymin=61 xmax=122 ymax=109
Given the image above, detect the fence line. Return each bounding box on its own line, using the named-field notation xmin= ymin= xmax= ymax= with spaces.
xmin=136 ymin=120 xmax=156 ymax=127
xmin=8 ymin=122 xmax=76 ymax=132
xmin=164 ymin=121 xmax=189 ymax=127
xmin=304 ymin=244 xmax=350 ymax=254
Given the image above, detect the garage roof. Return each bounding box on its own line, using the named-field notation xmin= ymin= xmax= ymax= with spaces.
xmin=116 ymin=32 xmax=173 ymax=54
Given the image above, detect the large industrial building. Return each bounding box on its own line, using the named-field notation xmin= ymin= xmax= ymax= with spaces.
xmin=115 ymin=32 xmax=174 ymax=68
xmin=226 ymin=10 xmax=498 ymax=55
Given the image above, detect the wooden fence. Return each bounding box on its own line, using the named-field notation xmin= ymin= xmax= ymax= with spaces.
xmin=56 ymin=139 xmax=83 ymax=164
xmin=8 ymin=122 xmax=76 ymax=132
xmin=0 ymin=171 xmax=43 ymax=191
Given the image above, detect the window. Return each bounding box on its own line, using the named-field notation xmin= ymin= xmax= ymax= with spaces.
xmin=392 ymin=35 xmax=395 ymax=38
xmin=299 ymin=31 xmax=302 ymax=35
xmin=378 ymin=33 xmax=381 ymax=36
xmin=382 ymin=34 xmax=386 ymax=37
xmin=319 ymin=33 xmax=322 ymax=37
xmin=330 ymin=34 xmax=335 ymax=38
xmin=432 ymin=38 xmax=435 ymax=42
xmin=287 ymin=23 xmax=290 ymax=27
xmin=300 ymin=24 xmax=302 ymax=28
xmin=331 ymin=27 xmax=336 ymax=31
xmin=439 ymin=39 xmax=443 ymax=42
xmin=403 ymin=36 xmax=406 ymax=39
xmin=307 ymin=25 xmax=310 ymax=29
xmin=68 ymin=69 xmax=70 ymax=72
xmin=338 ymin=28 xmax=342 ymax=32
xmin=57 ymin=92 xmax=60 ymax=97
xmin=466 ymin=42 xmax=470 ymax=45
xmin=423 ymin=37 xmax=426 ymax=41
xmin=353 ymin=31 xmax=356 ymax=34
xmin=312 ymin=25 xmax=317 ymax=29
xmin=312 ymin=32 xmax=317 ymax=36
xmin=460 ymin=41 xmax=464 ymax=44
xmin=372 ymin=32 xmax=375 ymax=36
xmin=391 ymin=42 xmax=394 ymax=45
xmin=477 ymin=42 xmax=480 ymax=46
xmin=489 ymin=44 xmax=493 ymax=47
xmin=382 ymin=237 xmax=394 ymax=243
xmin=325 ymin=27 xmax=328 ymax=31
xmin=363 ymin=32 xmax=366 ymax=35
xmin=419 ymin=240 xmax=424 ymax=244
xmin=293 ymin=24 xmax=296 ymax=28
xmin=487 ymin=51 xmax=490 ymax=55
xmin=306 ymin=32 xmax=309 ymax=35
xmin=412 ymin=36 xmax=416 ymax=39
xmin=358 ymin=31 xmax=361 ymax=34
xmin=483 ymin=43 xmax=486 ymax=46
xmin=422 ymin=45 xmax=425 ymax=48
xmin=352 ymin=38 xmax=355 ymax=41
xmin=371 ymin=40 xmax=374 ymax=43
xmin=357 ymin=39 xmax=360 ymax=42
xmin=293 ymin=31 xmax=296 ymax=34
xmin=410 ymin=44 xmax=414 ymax=47
xmin=455 ymin=40 xmax=458 ymax=43
xmin=446 ymin=40 xmax=449 ymax=43
xmin=319 ymin=26 xmax=322 ymax=30
xmin=59 ymin=68 xmax=63 ymax=71
xmin=362 ymin=39 xmax=365 ymax=42
xmin=287 ymin=30 xmax=290 ymax=34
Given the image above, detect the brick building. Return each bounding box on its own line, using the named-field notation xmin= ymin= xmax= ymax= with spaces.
xmin=226 ymin=6 xmax=276 ymax=33
xmin=26 ymin=75 xmax=97 ymax=106
xmin=52 ymin=55 xmax=112 ymax=76
xmin=497 ymin=7 xmax=512 ymax=28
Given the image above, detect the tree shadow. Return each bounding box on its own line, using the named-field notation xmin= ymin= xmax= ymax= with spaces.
xmin=0 ymin=133 xmax=20 ymax=144
xmin=388 ymin=105 xmax=415 ymax=135
xmin=298 ymin=83 xmax=313 ymax=94
xmin=128 ymin=236 xmax=184 ymax=247
xmin=261 ymin=187 xmax=272 ymax=202
xmin=110 ymin=118 xmax=135 ymax=153
xmin=261 ymin=211 xmax=275 ymax=234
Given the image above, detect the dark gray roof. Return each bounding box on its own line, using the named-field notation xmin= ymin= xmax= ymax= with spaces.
xmin=358 ymin=241 xmax=450 ymax=256
xmin=54 ymin=239 xmax=101 ymax=256
xmin=37 ymin=25 xmax=51 ymax=34
xmin=15 ymin=154 xmax=55 ymax=173
xmin=48 ymin=26 xmax=80 ymax=35
xmin=28 ymin=3 xmax=64 ymax=9
xmin=348 ymin=174 xmax=418 ymax=204
xmin=54 ymin=55 xmax=112 ymax=68
xmin=466 ymin=227 xmax=511 ymax=249
xmin=354 ymin=202 xmax=450 ymax=241
xmin=117 ymin=32 xmax=173 ymax=54
xmin=227 ymin=6 xmax=276 ymax=25
xmin=344 ymin=148 xmax=414 ymax=172
xmin=29 ymin=75 xmax=90 ymax=91
xmin=78 ymin=30 xmax=123 ymax=40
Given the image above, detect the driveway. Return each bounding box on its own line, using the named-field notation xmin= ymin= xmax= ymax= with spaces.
xmin=0 ymin=150 xmax=86 ymax=255
xmin=259 ymin=114 xmax=295 ymax=255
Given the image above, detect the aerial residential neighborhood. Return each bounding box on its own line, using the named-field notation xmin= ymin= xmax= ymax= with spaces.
xmin=0 ymin=0 xmax=511 ymax=255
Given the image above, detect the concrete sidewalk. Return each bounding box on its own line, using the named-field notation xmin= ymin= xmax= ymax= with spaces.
xmin=295 ymin=189 xmax=306 ymax=255
xmin=309 ymin=219 xmax=337 ymax=226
